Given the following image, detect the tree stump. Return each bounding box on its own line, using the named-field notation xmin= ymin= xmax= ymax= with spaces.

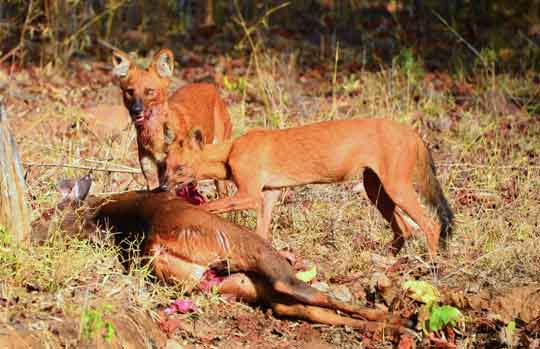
xmin=0 ymin=100 xmax=30 ymax=243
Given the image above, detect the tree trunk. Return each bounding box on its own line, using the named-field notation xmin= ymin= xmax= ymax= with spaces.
xmin=0 ymin=101 xmax=30 ymax=243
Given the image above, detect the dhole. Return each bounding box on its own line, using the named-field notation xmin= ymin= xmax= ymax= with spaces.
xmin=111 ymin=48 xmax=232 ymax=191
xmin=33 ymin=176 xmax=406 ymax=334
xmin=164 ymin=118 xmax=454 ymax=256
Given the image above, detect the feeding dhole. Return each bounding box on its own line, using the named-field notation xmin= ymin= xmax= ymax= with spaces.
xmin=163 ymin=118 xmax=454 ymax=256
xmin=31 ymin=175 xmax=407 ymax=335
xmin=111 ymin=48 xmax=232 ymax=192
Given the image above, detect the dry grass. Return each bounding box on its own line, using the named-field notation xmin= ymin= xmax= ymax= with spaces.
xmin=1 ymin=42 xmax=539 ymax=347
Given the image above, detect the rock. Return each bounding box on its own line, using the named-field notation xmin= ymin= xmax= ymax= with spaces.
xmin=331 ymin=285 xmax=352 ymax=303
xmin=312 ymin=281 xmax=330 ymax=293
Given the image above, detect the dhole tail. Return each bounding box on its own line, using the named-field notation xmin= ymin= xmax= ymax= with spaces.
xmin=417 ymin=144 xmax=454 ymax=248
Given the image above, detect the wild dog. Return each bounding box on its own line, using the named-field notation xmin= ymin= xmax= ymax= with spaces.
xmin=163 ymin=118 xmax=454 ymax=256
xmin=32 ymin=176 xmax=407 ymax=335
xmin=111 ymin=48 xmax=232 ymax=191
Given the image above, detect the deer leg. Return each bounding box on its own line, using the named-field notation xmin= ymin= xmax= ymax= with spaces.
xmin=271 ymin=277 xmax=388 ymax=321
xmin=217 ymin=274 xmax=405 ymax=334
xmin=271 ymin=303 xmax=405 ymax=335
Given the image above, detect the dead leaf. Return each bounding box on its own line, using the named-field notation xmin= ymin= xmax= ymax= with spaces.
xmin=398 ymin=334 xmax=415 ymax=349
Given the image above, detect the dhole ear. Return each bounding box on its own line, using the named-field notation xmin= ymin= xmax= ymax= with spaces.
xmin=56 ymin=174 xmax=93 ymax=204
xmin=112 ymin=50 xmax=132 ymax=79
xmin=189 ymin=128 xmax=204 ymax=150
xmin=151 ymin=48 xmax=174 ymax=78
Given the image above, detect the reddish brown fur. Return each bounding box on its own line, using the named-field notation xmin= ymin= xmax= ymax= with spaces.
xmin=164 ymin=118 xmax=453 ymax=256
xmin=112 ymin=48 xmax=232 ymax=190
xmin=40 ymin=187 xmax=406 ymax=334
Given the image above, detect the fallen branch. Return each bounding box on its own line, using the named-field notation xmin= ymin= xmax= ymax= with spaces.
xmin=0 ymin=100 xmax=31 ymax=243
xmin=23 ymin=162 xmax=141 ymax=174
xmin=440 ymin=162 xmax=540 ymax=170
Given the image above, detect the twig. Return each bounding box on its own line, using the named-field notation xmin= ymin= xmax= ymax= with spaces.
xmin=97 ymin=38 xmax=122 ymax=52
xmin=0 ymin=46 xmax=21 ymax=66
xmin=439 ymin=162 xmax=540 ymax=170
xmin=439 ymin=246 xmax=513 ymax=282
xmin=432 ymin=10 xmax=487 ymax=68
xmin=61 ymin=0 xmax=129 ymax=48
xmin=233 ymin=0 xmax=290 ymax=127
xmin=234 ymin=1 xmax=290 ymax=49
xmin=0 ymin=0 xmax=34 ymax=66
xmin=23 ymin=162 xmax=141 ymax=174
xmin=331 ymin=41 xmax=340 ymax=119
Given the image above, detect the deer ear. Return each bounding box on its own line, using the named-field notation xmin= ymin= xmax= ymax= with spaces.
xmin=151 ymin=48 xmax=174 ymax=78
xmin=189 ymin=128 xmax=204 ymax=151
xmin=56 ymin=174 xmax=92 ymax=204
xmin=73 ymin=174 xmax=93 ymax=202
xmin=112 ymin=50 xmax=132 ymax=79
xmin=56 ymin=179 xmax=76 ymax=198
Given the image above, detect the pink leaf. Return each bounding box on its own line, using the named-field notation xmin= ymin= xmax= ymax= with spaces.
xmin=198 ymin=269 xmax=224 ymax=292
xmin=173 ymin=299 xmax=198 ymax=313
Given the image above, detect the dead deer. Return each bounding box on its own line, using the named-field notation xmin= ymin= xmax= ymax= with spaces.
xmin=31 ymin=175 xmax=407 ymax=335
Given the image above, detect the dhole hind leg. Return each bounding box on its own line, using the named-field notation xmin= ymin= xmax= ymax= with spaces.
xmin=363 ymin=169 xmax=414 ymax=254
xmin=380 ymin=178 xmax=441 ymax=256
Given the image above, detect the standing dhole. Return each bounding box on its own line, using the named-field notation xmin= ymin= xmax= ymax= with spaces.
xmin=163 ymin=118 xmax=454 ymax=256
xmin=111 ymin=48 xmax=232 ymax=191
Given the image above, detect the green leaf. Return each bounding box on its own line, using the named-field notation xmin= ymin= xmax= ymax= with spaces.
xmin=506 ymin=320 xmax=516 ymax=334
xmin=104 ymin=322 xmax=116 ymax=342
xmin=428 ymin=305 xmax=463 ymax=332
xmin=403 ymin=280 xmax=440 ymax=305
xmin=296 ymin=265 xmax=317 ymax=283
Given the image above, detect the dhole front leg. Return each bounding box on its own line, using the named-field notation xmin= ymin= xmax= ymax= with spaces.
xmin=215 ymin=180 xmax=230 ymax=198
xmin=157 ymin=162 xmax=167 ymax=188
xmin=256 ymin=190 xmax=281 ymax=240
xmin=201 ymin=192 xmax=260 ymax=214
xmin=139 ymin=155 xmax=160 ymax=190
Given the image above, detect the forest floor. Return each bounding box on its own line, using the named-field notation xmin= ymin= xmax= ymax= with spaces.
xmin=1 ymin=34 xmax=540 ymax=348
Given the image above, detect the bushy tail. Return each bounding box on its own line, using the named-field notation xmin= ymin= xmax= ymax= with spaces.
xmin=418 ymin=146 xmax=454 ymax=248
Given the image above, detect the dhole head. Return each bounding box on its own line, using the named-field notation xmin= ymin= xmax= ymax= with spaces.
xmin=163 ymin=128 xmax=205 ymax=190
xmin=112 ymin=48 xmax=175 ymax=126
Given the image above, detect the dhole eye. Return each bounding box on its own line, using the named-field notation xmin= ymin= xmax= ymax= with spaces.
xmin=145 ymin=88 xmax=155 ymax=97
xmin=126 ymin=88 xmax=135 ymax=97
